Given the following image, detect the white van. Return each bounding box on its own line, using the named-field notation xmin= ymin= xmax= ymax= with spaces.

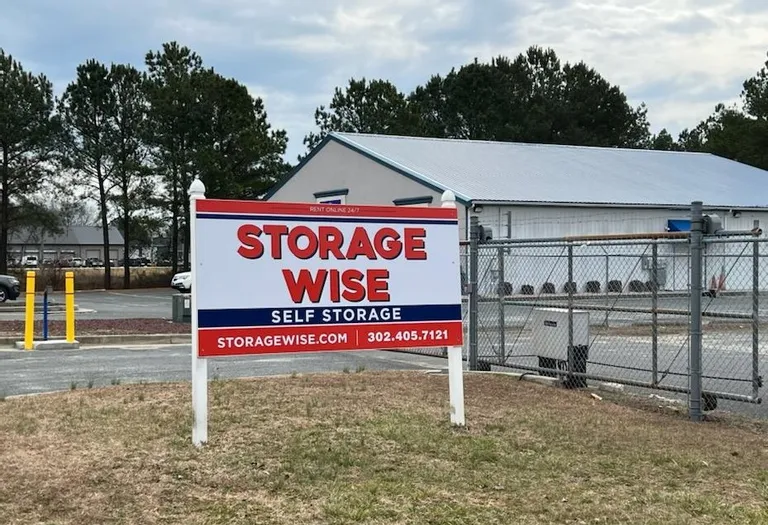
xmin=21 ymin=255 xmax=38 ymax=267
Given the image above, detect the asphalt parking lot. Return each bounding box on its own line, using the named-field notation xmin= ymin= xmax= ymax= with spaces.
xmin=482 ymin=330 xmax=767 ymax=420
xmin=0 ymin=288 xmax=177 ymax=320
xmin=2 ymin=288 xmax=766 ymax=323
xmin=0 ymin=287 xmax=765 ymax=420
xmin=0 ymin=345 xmax=448 ymax=397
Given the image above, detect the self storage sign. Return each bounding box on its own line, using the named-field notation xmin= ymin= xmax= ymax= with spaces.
xmin=194 ymin=200 xmax=464 ymax=357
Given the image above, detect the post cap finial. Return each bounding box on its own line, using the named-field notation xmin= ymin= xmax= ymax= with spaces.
xmin=441 ymin=190 xmax=456 ymax=208
xmin=189 ymin=176 xmax=206 ymax=196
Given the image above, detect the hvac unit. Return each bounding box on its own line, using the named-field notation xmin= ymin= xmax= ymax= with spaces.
xmin=531 ymin=308 xmax=590 ymax=388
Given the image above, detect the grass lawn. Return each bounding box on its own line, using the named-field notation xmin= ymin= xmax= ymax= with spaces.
xmin=0 ymin=371 xmax=766 ymax=524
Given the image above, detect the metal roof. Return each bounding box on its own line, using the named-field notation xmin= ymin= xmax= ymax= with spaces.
xmin=329 ymin=132 xmax=768 ymax=208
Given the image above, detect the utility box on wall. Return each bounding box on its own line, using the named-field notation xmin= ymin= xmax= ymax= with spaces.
xmin=531 ymin=307 xmax=590 ymax=388
xmin=172 ymin=293 xmax=191 ymax=323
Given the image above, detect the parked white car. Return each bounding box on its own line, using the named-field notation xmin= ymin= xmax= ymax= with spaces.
xmin=171 ymin=271 xmax=191 ymax=293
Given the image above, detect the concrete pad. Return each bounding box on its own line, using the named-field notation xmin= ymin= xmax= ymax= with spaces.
xmin=14 ymin=340 xmax=80 ymax=350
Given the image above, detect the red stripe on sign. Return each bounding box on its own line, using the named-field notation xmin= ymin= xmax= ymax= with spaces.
xmin=198 ymin=321 xmax=464 ymax=357
xmin=196 ymin=199 xmax=458 ymax=220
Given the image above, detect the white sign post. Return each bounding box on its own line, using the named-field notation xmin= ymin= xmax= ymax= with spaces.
xmin=441 ymin=190 xmax=465 ymax=427
xmin=189 ymin=178 xmax=208 ymax=446
xmin=188 ymin=178 xmax=465 ymax=446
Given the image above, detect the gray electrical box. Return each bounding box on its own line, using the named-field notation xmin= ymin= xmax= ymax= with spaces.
xmin=477 ymin=225 xmax=494 ymax=242
xmin=172 ymin=293 xmax=191 ymax=323
xmin=703 ymin=214 xmax=723 ymax=234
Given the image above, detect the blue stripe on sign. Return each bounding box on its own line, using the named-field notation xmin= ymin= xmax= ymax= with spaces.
xmin=198 ymin=304 xmax=462 ymax=328
xmin=197 ymin=213 xmax=458 ymax=225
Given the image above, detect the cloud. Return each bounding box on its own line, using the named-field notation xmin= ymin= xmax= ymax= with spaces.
xmin=463 ymin=0 xmax=768 ymax=138
xmin=0 ymin=0 xmax=766 ymax=160
xmin=245 ymin=83 xmax=328 ymax=157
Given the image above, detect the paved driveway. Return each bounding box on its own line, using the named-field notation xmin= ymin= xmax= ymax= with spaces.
xmin=2 ymin=288 xmax=765 ymax=324
xmin=0 ymin=289 xmax=177 ymax=320
xmin=0 ymin=345 xmax=448 ymax=397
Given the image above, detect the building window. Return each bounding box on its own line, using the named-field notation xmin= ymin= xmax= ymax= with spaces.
xmin=314 ymin=188 xmax=349 ymax=205
xmin=393 ymin=196 xmax=433 ymax=207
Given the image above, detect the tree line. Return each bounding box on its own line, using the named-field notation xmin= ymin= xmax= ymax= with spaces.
xmin=305 ymin=46 xmax=768 ymax=170
xmin=0 ymin=42 xmax=289 ymax=287
xmin=2 ymin=43 xmax=767 ymax=288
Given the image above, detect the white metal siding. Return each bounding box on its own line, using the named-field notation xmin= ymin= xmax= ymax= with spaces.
xmin=472 ymin=205 xmax=767 ymax=240
xmin=269 ymin=142 xmax=768 ymax=294
xmin=471 ymin=204 xmax=768 ymax=294
xmin=269 ymin=140 xmax=469 ymax=238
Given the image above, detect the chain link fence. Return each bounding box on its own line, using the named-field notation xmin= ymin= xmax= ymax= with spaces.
xmin=393 ymin=204 xmax=766 ymax=422
xmin=697 ymin=235 xmax=765 ymax=416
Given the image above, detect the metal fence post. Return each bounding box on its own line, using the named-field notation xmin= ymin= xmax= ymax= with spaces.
xmin=651 ymin=242 xmax=658 ymax=386
xmin=604 ymin=252 xmax=609 ymax=327
xmin=497 ymin=246 xmax=505 ymax=365
xmin=567 ymin=242 xmax=574 ymax=378
xmin=752 ymin=219 xmax=760 ymax=401
xmin=469 ymin=216 xmax=480 ymax=371
xmin=689 ymin=201 xmax=704 ymax=421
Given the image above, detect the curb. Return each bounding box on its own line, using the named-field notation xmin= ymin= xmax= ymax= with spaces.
xmin=67 ymin=287 xmax=172 ymax=294
xmin=0 ymin=333 xmax=191 ymax=348
xmin=78 ymin=334 xmax=191 ymax=346
xmin=38 ymin=287 xmax=173 ymax=294
xmin=14 ymin=339 xmax=80 ymax=350
xmin=0 ymin=306 xmax=68 ymax=313
xmin=428 ymin=369 xmax=629 ymax=396
xmin=426 ymin=368 xmax=560 ymax=388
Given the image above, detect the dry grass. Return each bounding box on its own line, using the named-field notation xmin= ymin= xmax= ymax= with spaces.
xmin=0 ymin=372 xmax=766 ymax=524
xmin=10 ymin=266 xmax=174 ymax=291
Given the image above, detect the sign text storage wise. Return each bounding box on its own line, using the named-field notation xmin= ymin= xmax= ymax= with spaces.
xmin=195 ymin=200 xmax=464 ymax=357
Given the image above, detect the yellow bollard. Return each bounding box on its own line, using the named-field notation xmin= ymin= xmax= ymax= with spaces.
xmin=24 ymin=271 xmax=35 ymax=350
xmin=65 ymin=271 xmax=75 ymax=343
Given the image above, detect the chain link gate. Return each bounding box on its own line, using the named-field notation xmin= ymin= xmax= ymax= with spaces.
xmin=391 ymin=202 xmax=765 ymax=422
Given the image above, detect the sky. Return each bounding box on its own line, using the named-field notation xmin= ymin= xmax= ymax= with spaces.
xmin=2 ymin=0 xmax=767 ymax=162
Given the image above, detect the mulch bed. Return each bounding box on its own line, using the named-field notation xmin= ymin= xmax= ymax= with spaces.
xmin=0 ymin=318 xmax=190 ymax=337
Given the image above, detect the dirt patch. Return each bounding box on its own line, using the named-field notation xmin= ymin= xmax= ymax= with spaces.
xmin=0 ymin=372 xmax=766 ymax=524
xmin=0 ymin=318 xmax=189 ymax=337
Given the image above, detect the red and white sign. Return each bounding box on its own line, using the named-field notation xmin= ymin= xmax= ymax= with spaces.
xmin=193 ymin=200 xmax=464 ymax=357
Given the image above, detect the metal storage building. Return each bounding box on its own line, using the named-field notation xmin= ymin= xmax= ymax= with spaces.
xmin=266 ymin=132 xmax=768 ymax=293
xmin=9 ymin=225 xmax=125 ymax=265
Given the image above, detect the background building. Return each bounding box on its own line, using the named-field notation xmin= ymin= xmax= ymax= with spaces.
xmin=266 ymin=132 xmax=768 ymax=293
xmin=9 ymin=225 xmax=125 ymax=265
